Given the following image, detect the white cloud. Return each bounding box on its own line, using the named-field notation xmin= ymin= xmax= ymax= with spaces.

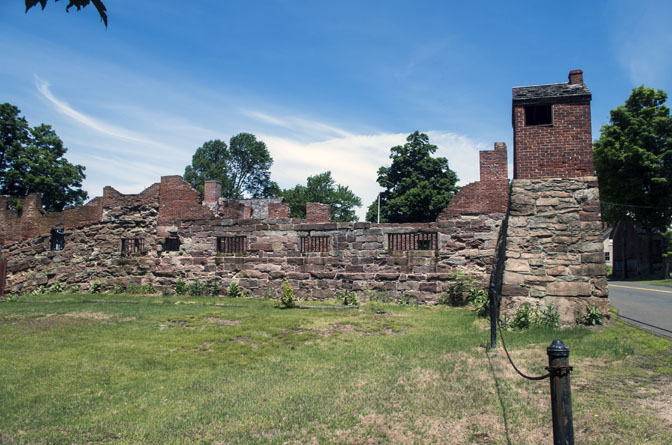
xmin=34 ymin=79 xmax=488 ymax=221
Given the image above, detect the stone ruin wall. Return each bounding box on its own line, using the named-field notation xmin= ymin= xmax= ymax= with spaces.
xmin=500 ymin=177 xmax=609 ymax=323
xmin=1 ymin=143 xmax=509 ymax=299
xmin=0 ymin=70 xmax=610 ymax=323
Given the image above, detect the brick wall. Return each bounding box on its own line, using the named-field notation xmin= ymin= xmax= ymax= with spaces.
xmin=203 ymin=181 xmax=221 ymax=204
xmin=513 ymin=102 xmax=593 ymax=179
xmin=306 ymin=202 xmax=331 ymax=222
xmin=0 ymin=194 xmax=103 ymax=246
xmin=218 ymin=201 xmax=252 ymax=220
xmin=158 ymin=176 xmax=213 ymax=224
xmin=439 ymin=142 xmax=508 ymax=217
xmin=268 ymin=202 xmax=290 ymax=218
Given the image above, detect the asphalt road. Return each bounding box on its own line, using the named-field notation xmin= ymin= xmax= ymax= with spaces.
xmin=608 ymin=281 xmax=672 ymax=339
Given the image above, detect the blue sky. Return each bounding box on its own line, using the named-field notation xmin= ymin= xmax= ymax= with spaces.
xmin=1 ymin=1 xmax=672 ymax=219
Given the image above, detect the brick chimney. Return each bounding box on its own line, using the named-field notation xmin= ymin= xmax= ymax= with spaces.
xmin=568 ymin=69 xmax=583 ymax=85
xmin=203 ymin=180 xmax=222 ymax=204
xmin=306 ymin=202 xmax=331 ymax=222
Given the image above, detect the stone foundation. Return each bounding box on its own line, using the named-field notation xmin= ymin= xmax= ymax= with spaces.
xmin=500 ymin=177 xmax=609 ymax=324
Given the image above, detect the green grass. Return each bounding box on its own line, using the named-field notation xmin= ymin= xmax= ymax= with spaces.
xmin=638 ymin=279 xmax=672 ymax=288
xmin=1 ymin=293 xmax=671 ymax=444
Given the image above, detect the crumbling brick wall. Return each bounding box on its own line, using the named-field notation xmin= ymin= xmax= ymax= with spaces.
xmin=2 ymin=168 xmax=506 ymax=300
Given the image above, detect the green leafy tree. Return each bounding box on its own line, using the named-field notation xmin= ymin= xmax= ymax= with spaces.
xmin=184 ymin=133 xmax=279 ymax=199
xmin=280 ymin=171 xmax=361 ymax=222
xmin=0 ymin=103 xmax=87 ymax=212
xmin=594 ymin=86 xmax=672 ymax=276
xmin=366 ymin=131 xmax=459 ymax=222
xmin=25 ymin=0 xmax=108 ymax=27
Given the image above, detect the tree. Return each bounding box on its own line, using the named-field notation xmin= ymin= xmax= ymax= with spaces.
xmin=366 ymin=131 xmax=459 ymax=223
xmin=0 ymin=103 xmax=88 ymax=212
xmin=25 ymin=0 xmax=108 ymax=27
xmin=280 ymin=171 xmax=361 ymax=222
xmin=594 ymin=86 xmax=672 ymax=276
xmin=183 ymin=133 xmax=279 ymax=199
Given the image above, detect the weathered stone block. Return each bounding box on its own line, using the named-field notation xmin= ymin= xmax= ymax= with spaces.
xmin=546 ymin=281 xmax=592 ymax=297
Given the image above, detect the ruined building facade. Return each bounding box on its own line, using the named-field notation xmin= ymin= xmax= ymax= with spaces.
xmin=0 ymin=70 xmax=609 ymax=323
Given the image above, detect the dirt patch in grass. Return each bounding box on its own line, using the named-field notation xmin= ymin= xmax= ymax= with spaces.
xmin=289 ymin=323 xmax=402 ymax=339
xmin=203 ymin=317 xmax=240 ymax=326
xmin=159 ymin=321 xmax=191 ymax=330
xmin=642 ymin=377 xmax=672 ymax=424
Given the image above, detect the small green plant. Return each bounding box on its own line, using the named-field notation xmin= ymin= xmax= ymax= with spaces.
xmin=48 ymin=281 xmax=63 ymax=294
xmin=538 ymin=303 xmax=560 ymax=328
xmin=174 ymin=278 xmax=187 ymax=296
xmin=113 ymin=284 xmax=125 ymax=294
xmin=126 ymin=284 xmax=142 ymax=294
xmin=141 ymin=284 xmax=156 ymax=294
xmin=511 ymin=303 xmax=536 ymax=330
xmin=278 ymin=278 xmax=296 ymax=308
xmin=605 ymin=265 xmax=612 ymax=277
xmin=226 ymin=282 xmax=243 ymax=298
xmin=205 ymin=279 xmax=220 ymax=296
xmin=187 ymin=279 xmax=205 ymax=296
xmin=399 ymin=294 xmax=418 ymax=306
xmin=583 ymin=305 xmax=603 ymax=326
xmin=336 ymin=291 xmax=358 ymax=306
xmin=31 ymin=285 xmax=47 ymax=295
xmin=2 ymin=293 xmax=19 ymax=302
xmin=67 ymin=285 xmax=79 ymax=293
xmin=90 ymin=281 xmax=102 ymax=294
xmin=470 ymin=287 xmax=489 ymax=318
xmin=161 ymin=287 xmax=172 ymax=297
xmin=439 ymin=271 xmax=478 ymax=306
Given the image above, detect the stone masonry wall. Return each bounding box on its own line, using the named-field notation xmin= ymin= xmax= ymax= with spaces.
xmin=1 ymin=137 xmax=509 ymax=300
xmin=500 ymin=177 xmax=609 ymax=324
xmin=4 ymin=208 xmax=504 ymax=299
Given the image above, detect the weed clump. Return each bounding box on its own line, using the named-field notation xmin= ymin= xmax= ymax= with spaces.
xmin=174 ymin=278 xmax=187 ymax=296
xmin=278 ymin=278 xmax=296 ymax=308
xmin=48 ymin=281 xmax=63 ymax=294
xmin=578 ymin=304 xmax=603 ymax=326
xmin=508 ymin=302 xmax=560 ymax=330
xmin=335 ymin=291 xmax=358 ymax=306
xmin=90 ymin=281 xmax=102 ymax=294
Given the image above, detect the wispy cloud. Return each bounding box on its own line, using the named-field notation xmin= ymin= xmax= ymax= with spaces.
xmin=608 ymin=2 xmax=672 ymax=86
xmin=35 ymin=76 xmax=159 ymax=146
xmin=33 ymin=78 xmax=488 ymax=221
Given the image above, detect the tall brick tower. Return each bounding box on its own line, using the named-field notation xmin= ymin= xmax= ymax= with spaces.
xmin=500 ymin=70 xmax=609 ymax=325
xmin=512 ymin=69 xmax=593 ymax=179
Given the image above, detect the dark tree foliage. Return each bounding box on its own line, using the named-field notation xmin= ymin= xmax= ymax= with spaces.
xmin=366 ymin=131 xmax=459 ymax=223
xmin=25 ymin=0 xmax=108 ymax=27
xmin=0 ymin=103 xmax=88 ymax=212
xmin=594 ymin=86 xmax=672 ymax=276
xmin=594 ymin=86 xmax=672 ymax=231
xmin=184 ymin=134 xmax=279 ymax=199
xmin=280 ymin=171 xmax=362 ymax=222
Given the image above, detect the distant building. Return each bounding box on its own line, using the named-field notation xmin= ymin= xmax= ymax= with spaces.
xmin=604 ymin=221 xmax=665 ymax=279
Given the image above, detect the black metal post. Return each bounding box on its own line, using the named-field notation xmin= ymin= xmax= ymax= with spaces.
xmin=547 ymin=340 xmax=574 ymax=445
xmin=489 ymin=288 xmax=497 ymax=348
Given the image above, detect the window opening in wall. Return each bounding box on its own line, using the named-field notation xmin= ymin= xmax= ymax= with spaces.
xmin=164 ymin=237 xmax=180 ymax=252
xmin=301 ymin=236 xmax=330 ymax=253
xmin=388 ymin=232 xmax=437 ymax=251
xmin=121 ymin=238 xmax=144 ymax=256
xmin=217 ymin=236 xmax=247 ymax=254
xmin=50 ymin=229 xmax=65 ymax=251
xmin=525 ymin=104 xmax=552 ymax=126
xmin=604 ymin=252 xmax=610 ymax=261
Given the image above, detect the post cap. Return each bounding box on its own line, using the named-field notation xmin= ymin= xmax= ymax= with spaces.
xmin=547 ymin=339 xmax=570 ymax=358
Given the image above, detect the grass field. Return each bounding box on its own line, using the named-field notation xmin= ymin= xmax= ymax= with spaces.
xmin=1 ymin=293 xmax=671 ymax=444
xmin=639 ymin=279 xmax=672 ymax=288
